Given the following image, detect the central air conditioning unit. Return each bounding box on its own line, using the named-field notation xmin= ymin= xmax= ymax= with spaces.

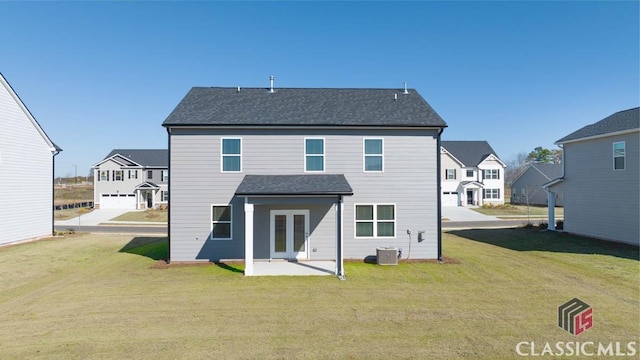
xmin=376 ymin=247 xmax=398 ymax=266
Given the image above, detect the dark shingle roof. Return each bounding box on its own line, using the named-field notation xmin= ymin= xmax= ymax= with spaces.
xmin=162 ymin=87 xmax=447 ymax=128
xmin=556 ymin=107 xmax=639 ymax=143
xmin=441 ymin=141 xmax=501 ymax=167
xmin=235 ymin=175 xmax=353 ymax=196
xmin=103 ymin=149 xmax=168 ymax=167
xmin=531 ymin=163 xmax=563 ymax=180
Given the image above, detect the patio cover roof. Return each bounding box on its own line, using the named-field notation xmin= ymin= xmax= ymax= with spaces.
xmin=235 ymin=174 xmax=353 ymax=196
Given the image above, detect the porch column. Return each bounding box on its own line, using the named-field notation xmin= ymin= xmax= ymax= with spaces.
xmin=244 ymin=202 xmax=254 ymax=276
xmin=335 ymin=196 xmax=345 ymax=280
xmin=546 ymin=190 xmax=556 ymax=231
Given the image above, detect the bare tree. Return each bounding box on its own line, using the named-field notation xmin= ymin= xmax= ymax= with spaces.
xmin=505 ymin=151 xmax=529 ymax=187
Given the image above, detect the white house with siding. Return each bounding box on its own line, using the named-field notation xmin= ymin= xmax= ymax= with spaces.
xmin=0 ymin=73 xmax=61 ymax=246
xmin=440 ymin=141 xmax=506 ymax=207
xmin=162 ymin=83 xmax=448 ymax=277
xmin=545 ymin=107 xmax=639 ymax=245
xmin=92 ymin=149 xmax=168 ymax=210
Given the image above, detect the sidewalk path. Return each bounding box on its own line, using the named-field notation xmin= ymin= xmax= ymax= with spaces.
xmin=441 ymin=207 xmax=499 ymax=221
xmin=55 ymin=209 xmax=136 ymax=226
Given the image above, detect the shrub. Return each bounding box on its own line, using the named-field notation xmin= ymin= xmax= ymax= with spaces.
xmin=556 ymin=220 xmax=564 ymax=230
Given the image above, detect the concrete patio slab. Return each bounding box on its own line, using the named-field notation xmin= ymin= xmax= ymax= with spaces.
xmin=252 ymin=261 xmax=335 ymax=276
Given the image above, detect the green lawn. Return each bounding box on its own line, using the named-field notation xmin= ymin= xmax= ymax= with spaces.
xmin=472 ymin=204 xmax=564 ymax=218
xmin=0 ymin=230 xmax=637 ymax=359
xmin=111 ymin=209 xmax=168 ymax=222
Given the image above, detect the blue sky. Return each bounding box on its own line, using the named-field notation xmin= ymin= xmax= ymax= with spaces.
xmin=1 ymin=1 xmax=638 ymax=177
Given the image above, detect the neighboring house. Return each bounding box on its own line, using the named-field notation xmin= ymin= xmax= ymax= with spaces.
xmin=0 ymin=73 xmax=61 ymax=245
xmin=92 ymin=149 xmax=168 ymax=210
xmin=440 ymin=141 xmax=506 ymax=207
xmin=162 ymin=84 xmax=448 ymax=277
xmin=545 ymin=107 xmax=639 ymax=246
xmin=511 ymin=163 xmax=563 ymax=206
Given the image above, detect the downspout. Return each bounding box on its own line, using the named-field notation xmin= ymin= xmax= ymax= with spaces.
xmin=166 ymin=127 xmax=171 ymax=264
xmin=436 ymin=128 xmax=444 ymax=263
xmin=52 ymin=148 xmax=61 ymax=236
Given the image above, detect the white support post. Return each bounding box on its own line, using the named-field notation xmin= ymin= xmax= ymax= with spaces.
xmin=547 ymin=190 xmax=556 ymax=231
xmin=335 ymin=197 xmax=345 ymax=280
xmin=244 ymin=201 xmax=254 ymax=276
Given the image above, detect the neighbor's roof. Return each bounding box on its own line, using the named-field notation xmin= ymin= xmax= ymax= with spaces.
xmin=441 ymin=141 xmax=502 ymax=167
xmin=530 ymin=163 xmax=563 ymax=180
xmin=556 ymin=107 xmax=639 ymax=144
xmin=235 ymin=174 xmax=353 ymax=196
xmin=162 ymin=87 xmax=448 ymax=128
xmin=102 ymin=149 xmax=168 ymax=167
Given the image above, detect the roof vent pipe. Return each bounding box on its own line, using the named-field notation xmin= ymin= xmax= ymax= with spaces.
xmin=403 ymin=81 xmax=409 ymax=95
xmin=269 ymin=75 xmax=275 ymax=93
xmin=394 ymin=93 xmax=398 ymax=101
xmin=237 ymin=86 xmax=241 ymax=92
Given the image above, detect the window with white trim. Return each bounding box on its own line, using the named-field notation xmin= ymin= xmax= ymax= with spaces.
xmin=100 ymin=170 xmax=109 ymax=181
xmin=211 ymin=205 xmax=232 ymax=240
xmin=305 ymin=138 xmax=324 ymax=172
xmin=483 ymin=169 xmax=500 ymax=179
xmin=222 ymin=138 xmax=241 ymax=172
xmin=483 ymin=188 xmax=500 ymax=199
xmin=466 ymin=169 xmax=474 ymax=178
xmin=162 ymin=170 xmax=169 ymax=181
xmin=161 ymin=191 xmax=169 ymax=202
xmin=147 ymin=170 xmax=153 ymax=179
xmin=364 ymin=139 xmax=383 ymax=172
xmin=113 ymin=170 xmax=123 ymax=181
xmin=128 ymin=170 xmax=138 ymax=179
xmin=613 ymin=141 xmax=625 ymax=170
xmin=355 ymin=204 xmax=395 ymax=238
xmin=445 ymin=169 xmax=456 ymax=180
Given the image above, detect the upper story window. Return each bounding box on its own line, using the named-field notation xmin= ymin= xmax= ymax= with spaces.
xmin=613 ymin=141 xmax=625 ymax=170
xmin=355 ymin=204 xmax=395 ymax=238
xmin=100 ymin=170 xmax=109 ymax=181
xmin=222 ymin=138 xmax=242 ymax=172
xmin=305 ymin=138 xmax=324 ymax=172
xmin=161 ymin=191 xmax=169 ymax=202
xmin=211 ymin=205 xmax=232 ymax=240
xmin=364 ymin=138 xmax=383 ymax=172
xmin=483 ymin=169 xmax=500 ymax=179
xmin=113 ymin=170 xmax=123 ymax=181
xmin=466 ymin=170 xmax=474 ymax=178
xmin=147 ymin=170 xmax=153 ymax=179
xmin=445 ymin=169 xmax=456 ymax=180
xmin=128 ymin=170 xmax=138 ymax=179
xmin=162 ymin=170 xmax=169 ymax=181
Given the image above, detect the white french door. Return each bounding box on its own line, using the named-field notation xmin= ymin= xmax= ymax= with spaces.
xmin=270 ymin=210 xmax=309 ymax=260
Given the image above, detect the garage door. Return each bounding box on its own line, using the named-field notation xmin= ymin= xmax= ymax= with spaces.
xmin=100 ymin=194 xmax=136 ymax=209
xmin=442 ymin=192 xmax=458 ymax=207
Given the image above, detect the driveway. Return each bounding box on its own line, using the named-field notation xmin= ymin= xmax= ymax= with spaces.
xmin=441 ymin=206 xmax=499 ymax=221
xmin=55 ymin=209 xmax=136 ymax=226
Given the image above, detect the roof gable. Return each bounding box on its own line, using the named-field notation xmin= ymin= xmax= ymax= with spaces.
xmin=556 ymin=107 xmax=640 ymax=144
xmin=0 ymin=73 xmax=60 ymax=153
xmin=441 ymin=141 xmax=502 ymax=167
xmin=162 ymin=87 xmax=448 ymax=128
xmin=98 ymin=149 xmax=168 ymax=167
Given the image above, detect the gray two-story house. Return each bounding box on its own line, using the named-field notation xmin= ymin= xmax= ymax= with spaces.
xmin=93 ymin=149 xmax=168 ymax=210
xmin=162 ymin=85 xmax=448 ymax=277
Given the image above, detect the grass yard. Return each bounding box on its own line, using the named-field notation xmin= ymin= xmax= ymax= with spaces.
xmin=54 ymin=207 xmax=93 ymax=220
xmin=54 ymin=184 xmax=94 ymax=205
xmin=0 ymin=230 xmax=637 ymax=359
xmin=473 ymin=204 xmax=564 ymax=218
xmin=111 ymin=209 xmax=168 ymax=222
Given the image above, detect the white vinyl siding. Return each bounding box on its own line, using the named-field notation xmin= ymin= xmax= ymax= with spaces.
xmin=304 ymin=138 xmax=324 ymax=172
xmin=221 ymin=138 xmax=242 ymax=172
xmin=613 ymin=141 xmax=625 ymax=170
